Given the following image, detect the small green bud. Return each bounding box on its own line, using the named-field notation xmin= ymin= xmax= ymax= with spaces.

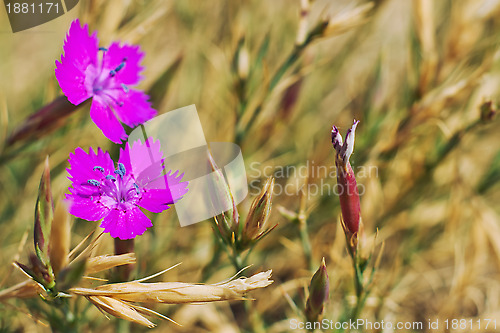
xmin=57 ymin=259 xmax=87 ymax=291
xmin=241 ymin=177 xmax=276 ymax=248
xmin=34 ymin=156 xmax=54 ymax=267
xmin=16 ymin=253 xmax=55 ymax=292
xmin=305 ymin=258 xmax=330 ymax=322
xmin=208 ymin=151 xmax=240 ymax=246
xmin=480 ymin=100 xmax=497 ymax=122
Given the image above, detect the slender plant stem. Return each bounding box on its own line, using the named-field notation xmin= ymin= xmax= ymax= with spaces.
xmin=350 ymin=259 xmax=365 ymax=322
xmin=299 ymin=216 xmax=313 ymax=271
xmin=201 ymin=234 xmax=223 ymax=282
xmin=298 ymin=174 xmax=313 ymax=270
xmin=49 ymin=298 xmax=78 ymax=333
xmin=113 ymin=238 xmax=135 ymax=282
xmin=269 ymin=45 xmax=305 ymax=92
xmin=229 ymin=250 xmax=245 ymax=274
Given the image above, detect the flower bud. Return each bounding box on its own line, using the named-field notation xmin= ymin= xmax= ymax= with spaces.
xmin=323 ymin=3 xmax=374 ymax=38
xmin=208 ymin=152 xmax=240 ymax=246
xmin=7 ymin=96 xmax=81 ymax=146
xmin=279 ymin=78 xmax=303 ymax=120
xmin=16 ymin=253 xmax=55 ymax=292
xmin=237 ymin=46 xmax=250 ymax=81
xmin=331 ymin=120 xmax=361 ymax=236
xmin=232 ymin=37 xmax=250 ymax=81
xmin=480 ymin=100 xmax=497 ymax=122
xmin=305 ymin=258 xmax=329 ymax=322
xmin=241 ymin=177 xmax=276 ymax=247
xmin=34 ymin=156 xmax=54 ymax=267
xmin=57 ymin=258 xmax=87 ymax=291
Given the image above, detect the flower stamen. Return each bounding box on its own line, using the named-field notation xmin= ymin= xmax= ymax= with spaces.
xmin=102 ymin=90 xmax=124 ymax=107
xmin=109 ymin=58 xmax=127 ymax=77
xmin=114 ymin=163 xmax=126 ymax=178
xmin=106 ymin=175 xmax=117 ymax=181
xmin=87 ymin=179 xmax=101 ymax=186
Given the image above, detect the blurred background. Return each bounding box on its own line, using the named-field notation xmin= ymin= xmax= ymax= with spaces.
xmin=1 ymin=0 xmax=500 ymax=331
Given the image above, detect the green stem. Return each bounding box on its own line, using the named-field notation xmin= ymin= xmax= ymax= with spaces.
xmin=299 ymin=218 xmax=313 ymax=271
xmin=201 ymin=234 xmax=223 ymax=282
xmin=227 ymin=249 xmax=265 ymax=333
xmin=229 ymin=250 xmax=245 ymax=274
xmin=245 ymin=299 xmax=267 ymax=333
xmin=352 ymin=259 xmax=363 ymax=299
xmin=347 ymin=254 xmax=371 ymax=332
xmin=350 ymin=259 xmax=365 ymax=322
xmin=48 ymin=298 xmax=78 ymax=333
xmin=269 ymin=45 xmax=305 ymax=91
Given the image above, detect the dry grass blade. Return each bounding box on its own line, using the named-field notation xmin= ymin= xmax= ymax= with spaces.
xmin=69 ymin=231 xmax=104 ymax=263
xmin=85 ymin=254 xmax=136 ymax=275
xmin=87 ymin=296 xmax=156 ymax=328
xmin=68 ymin=230 xmax=97 ymax=259
xmin=0 ymin=280 xmax=41 ymax=301
xmin=414 ymin=0 xmax=438 ymax=93
xmin=1 ymin=301 xmax=49 ymax=327
xmin=134 ymin=262 xmax=182 ymax=283
xmin=0 ymin=228 xmax=28 ymax=288
xmin=129 ymin=303 xmax=181 ymax=326
xmin=118 ymin=1 xmax=171 ymax=44
xmin=0 ymin=94 xmax=8 ymax=149
xmin=49 ymin=199 xmax=70 ymax=275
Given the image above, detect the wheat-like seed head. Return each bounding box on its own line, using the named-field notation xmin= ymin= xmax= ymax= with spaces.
xmin=71 ymin=270 xmax=273 ymax=304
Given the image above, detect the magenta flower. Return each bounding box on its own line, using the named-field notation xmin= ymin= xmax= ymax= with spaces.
xmin=55 ymin=19 xmax=156 ymax=143
xmin=66 ymin=138 xmax=188 ymax=239
xmin=331 ymin=120 xmax=361 ymax=235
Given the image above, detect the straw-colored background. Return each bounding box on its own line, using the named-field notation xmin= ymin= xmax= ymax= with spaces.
xmin=1 ymin=0 xmax=500 ymax=331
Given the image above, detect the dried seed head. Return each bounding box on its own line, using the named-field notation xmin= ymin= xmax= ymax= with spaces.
xmin=237 ymin=46 xmax=250 ymax=80
xmin=85 ymin=254 xmax=136 ymax=275
xmin=305 ymin=258 xmax=330 ymax=322
xmin=296 ymin=0 xmax=312 ymax=45
xmin=70 ymin=270 xmax=273 ymax=304
xmin=323 ymin=2 xmax=374 ymax=38
xmin=232 ymin=37 xmax=249 ymax=80
xmin=0 ymin=280 xmax=41 ymax=301
xmin=242 ymin=177 xmax=276 ymax=247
